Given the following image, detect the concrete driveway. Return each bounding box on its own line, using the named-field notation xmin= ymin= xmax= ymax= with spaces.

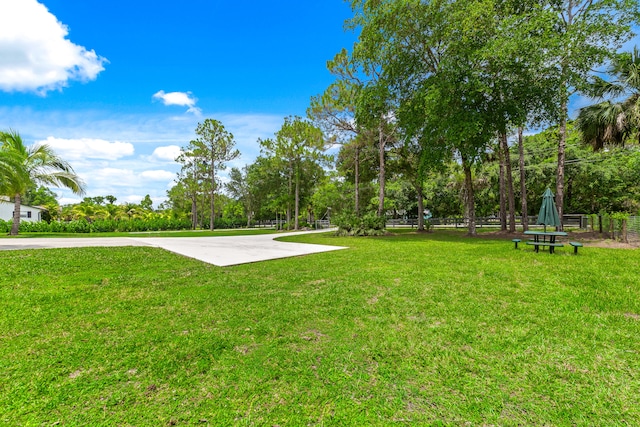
xmin=0 ymin=229 xmax=346 ymax=267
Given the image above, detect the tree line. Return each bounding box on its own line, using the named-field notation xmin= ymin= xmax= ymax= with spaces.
xmin=4 ymin=0 xmax=640 ymax=235
xmin=308 ymin=0 xmax=639 ymax=235
xmin=167 ymin=116 xmax=329 ymax=231
xmin=163 ymin=118 xmax=640 ymax=234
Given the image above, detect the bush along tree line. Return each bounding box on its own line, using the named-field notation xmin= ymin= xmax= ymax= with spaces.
xmin=3 ymin=120 xmax=640 ymax=236
xmin=4 ymin=1 xmax=640 ymax=236
xmin=0 ymin=190 xmax=192 ymax=234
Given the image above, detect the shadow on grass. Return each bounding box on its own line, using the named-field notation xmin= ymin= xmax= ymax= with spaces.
xmin=303 ymin=228 xmax=511 ymax=246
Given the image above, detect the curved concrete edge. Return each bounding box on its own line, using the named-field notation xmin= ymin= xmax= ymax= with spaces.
xmin=0 ymin=237 xmax=151 ymax=250
xmin=0 ymin=229 xmax=347 ymax=267
xmin=131 ymin=228 xmax=346 ymax=266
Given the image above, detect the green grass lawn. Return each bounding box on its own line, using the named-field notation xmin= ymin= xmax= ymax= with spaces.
xmin=1 ymin=231 xmax=639 ymax=425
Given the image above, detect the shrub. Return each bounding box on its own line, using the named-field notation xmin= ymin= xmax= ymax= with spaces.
xmin=0 ymin=219 xmax=11 ymax=233
xmin=11 ymin=217 xmax=192 ymax=234
xmin=213 ymin=217 xmax=245 ymax=229
xmin=334 ymin=212 xmax=386 ymax=236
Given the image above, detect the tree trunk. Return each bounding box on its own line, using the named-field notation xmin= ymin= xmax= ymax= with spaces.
xmin=246 ymin=196 xmax=252 ymax=228
xmin=462 ymin=157 xmax=476 ymax=236
xmin=566 ymin=177 xmax=573 ymax=219
xmin=294 ymin=169 xmax=300 ymax=230
xmin=599 ymin=215 xmax=603 ymax=234
xmin=610 ymin=216 xmax=616 ymax=239
xmin=210 ymin=162 xmax=216 ymax=231
xmin=191 ymin=193 xmax=197 ymax=230
xmin=377 ymin=125 xmax=386 ymax=217
xmin=556 ymin=94 xmax=568 ymax=231
xmin=501 ymin=132 xmax=516 ymax=233
xmin=287 ymin=163 xmax=292 ymax=230
xmin=355 ymin=144 xmax=360 ymax=216
xmin=200 ymin=173 xmax=207 ymax=229
xmin=518 ymin=127 xmax=528 ymax=231
xmin=10 ymin=194 xmax=21 ymax=236
xmin=193 ymin=161 xmax=199 ymax=230
xmin=416 ymin=183 xmax=425 ymax=231
xmin=498 ymin=139 xmax=507 ymax=231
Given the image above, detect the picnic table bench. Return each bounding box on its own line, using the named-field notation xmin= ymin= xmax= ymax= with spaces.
xmin=526 ymin=241 xmax=564 ymax=253
xmin=569 ymin=241 xmax=583 ymax=254
xmin=523 ymin=230 xmax=568 ymax=254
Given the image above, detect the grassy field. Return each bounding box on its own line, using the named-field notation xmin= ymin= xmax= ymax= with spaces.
xmin=1 ymin=230 xmax=639 ymax=426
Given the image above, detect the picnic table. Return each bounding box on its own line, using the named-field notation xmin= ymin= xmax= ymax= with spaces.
xmin=524 ymin=230 xmax=568 ymax=253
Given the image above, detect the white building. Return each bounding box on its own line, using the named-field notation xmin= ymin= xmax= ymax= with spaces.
xmin=0 ymin=199 xmax=44 ymax=222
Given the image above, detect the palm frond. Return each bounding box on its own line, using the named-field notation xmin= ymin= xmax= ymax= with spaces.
xmin=35 ymin=171 xmax=86 ymax=195
xmin=578 ymin=46 xmax=640 ymax=150
xmin=576 ymin=101 xmax=629 ymax=150
xmin=586 ymin=76 xmax=625 ymax=99
xmin=611 ymin=46 xmax=640 ymax=93
xmin=1 ymin=130 xmax=86 ymax=199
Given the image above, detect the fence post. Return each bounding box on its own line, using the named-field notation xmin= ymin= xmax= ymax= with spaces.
xmin=599 ymin=215 xmax=603 ymax=234
xmin=580 ymin=215 xmax=587 ymax=229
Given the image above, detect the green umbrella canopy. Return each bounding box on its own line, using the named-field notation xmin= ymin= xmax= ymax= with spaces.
xmin=536 ymin=188 xmax=561 ymax=230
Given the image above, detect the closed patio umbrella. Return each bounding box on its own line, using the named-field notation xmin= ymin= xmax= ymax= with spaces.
xmin=536 ymin=188 xmax=561 ymax=231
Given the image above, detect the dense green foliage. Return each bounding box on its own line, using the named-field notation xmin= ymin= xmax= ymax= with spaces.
xmin=322 ymin=0 xmax=639 ymax=233
xmin=521 ymin=125 xmax=640 ymax=214
xmin=258 ymin=116 xmax=328 ymax=230
xmin=333 ymin=211 xmax=386 ymax=236
xmin=173 ymin=119 xmax=239 ymax=230
xmin=413 ymin=124 xmax=640 ymax=219
xmin=2 ymin=231 xmax=639 ymax=424
xmin=334 ymin=126 xmax=639 ymax=221
xmin=0 ymin=217 xmax=192 ymax=234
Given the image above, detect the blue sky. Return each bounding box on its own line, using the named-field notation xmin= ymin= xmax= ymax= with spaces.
xmin=0 ymin=0 xmax=357 ymax=206
xmin=2 ymin=2 xmax=638 ymax=207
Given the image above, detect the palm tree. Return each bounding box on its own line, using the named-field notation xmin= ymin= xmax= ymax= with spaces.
xmin=105 ymin=202 xmax=127 ymax=220
xmin=0 ymin=151 xmax=22 ymax=213
xmin=71 ymin=202 xmax=108 ymax=223
xmin=0 ymin=130 xmax=86 ymax=235
xmin=576 ymin=47 xmax=640 ymax=151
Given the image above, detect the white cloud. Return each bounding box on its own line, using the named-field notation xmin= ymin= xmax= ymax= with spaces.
xmin=123 ymin=195 xmax=146 ymax=204
xmin=3 ymin=107 xmax=284 ymax=204
xmin=140 ymin=170 xmax=175 ymax=181
xmin=39 ymin=137 xmax=134 ymax=161
xmin=152 ymin=90 xmax=202 ymax=115
xmin=0 ymin=0 xmax=107 ymax=93
xmin=150 ymin=145 xmax=182 ymax=162
xmin=87 ymin=168 xmax=137 ymax=186
xmin=59 ymin=196 xmax=83 ymax=206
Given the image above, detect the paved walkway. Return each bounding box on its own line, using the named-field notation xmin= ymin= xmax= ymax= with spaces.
xmin=0 ymin=229 xmax=346 ymax=267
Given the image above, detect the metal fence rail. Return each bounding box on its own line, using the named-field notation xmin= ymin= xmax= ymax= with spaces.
xmin=387 ymin=215 xmax=587 ymax=229
xmin=629 ymin=216 xmax=640 ymax=238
